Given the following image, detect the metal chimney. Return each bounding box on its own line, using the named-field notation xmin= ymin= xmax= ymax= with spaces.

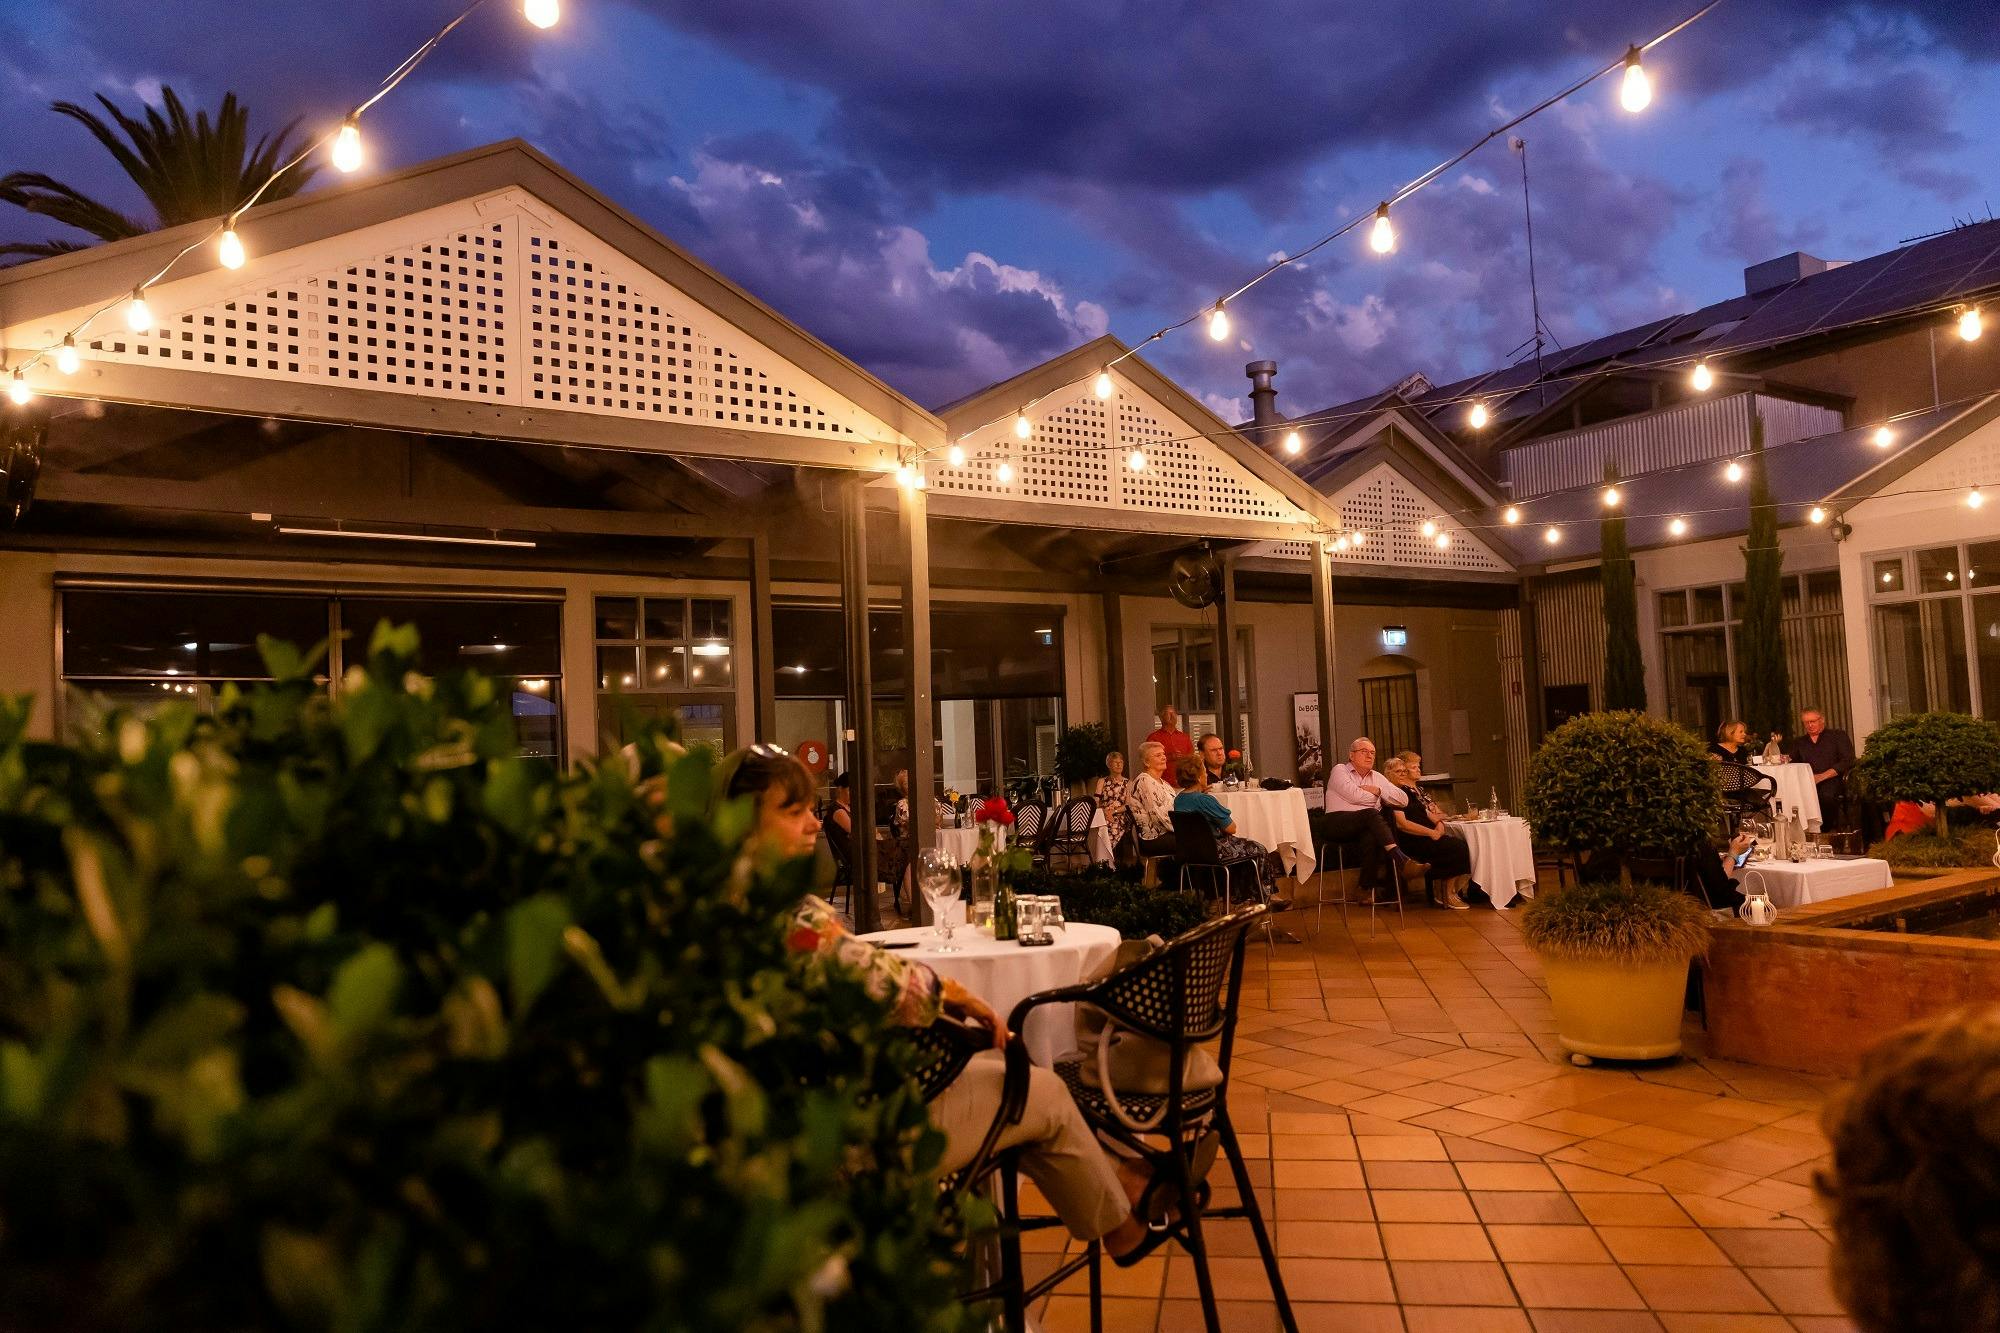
xmin=1245 ymin=360 xmax=1280 ymax=445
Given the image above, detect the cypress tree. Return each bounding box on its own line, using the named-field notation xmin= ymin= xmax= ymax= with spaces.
xmin=1737 ymin=413 xmax=1794 ymax=740
xmin=1601 ymin=460 xmax=1647 ymax=711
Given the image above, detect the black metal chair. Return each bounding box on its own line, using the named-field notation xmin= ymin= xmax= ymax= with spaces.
xmin=1718 ymin=761 xmax=1776 ymax=831
xmin=1010 ymin=904 xmax=1296 ymax=1333
xmin=819 ymin=805 xmax=856 ymax=916
xmin=1013 ymin=802 xmax=1048 ymax=850
xmin=1039 ymin=796 xmax=1097 ymax=872
xmin=1170 ymin=810 xmax=1263 ymax=910
xmin=1624 ymin=851 xmax=1690 ymax=897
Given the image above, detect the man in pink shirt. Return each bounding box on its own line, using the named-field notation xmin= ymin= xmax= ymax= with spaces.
xmin=1144 ymin=705 xmax=1195 ymax=762
xmin=1320 ymin=737 xmax=1410 ymax=900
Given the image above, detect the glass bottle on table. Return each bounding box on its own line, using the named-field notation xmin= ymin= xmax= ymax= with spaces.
xmin=992 ymin=876 xmax=1017 ymax=941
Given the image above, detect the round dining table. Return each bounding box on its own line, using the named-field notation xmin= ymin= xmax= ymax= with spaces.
xmin=1444 ymin=815 xmax=1538 ymax=909
xmin=935 ymin=809 xmax=1113 ymax=868
xmin=859 ymin=922 xmax=1122 ymax=1066
xmin=1212 ymin=786 xmax=1317 ymax=882
xmin=1749 ymin=760 xmax=1822 ymax=825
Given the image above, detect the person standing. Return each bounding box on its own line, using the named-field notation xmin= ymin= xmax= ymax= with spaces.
xmin=1144 ymin=705 xmax=1195 ymax=762
xmin=1794 ymin=707 xmax=1856 ymax=823
xmin=1320 ymin=737 xmax=1411 ymax=901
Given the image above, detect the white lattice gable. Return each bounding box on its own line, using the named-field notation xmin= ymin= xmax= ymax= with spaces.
xmin=1884 ymin=415 xmax=2000 ymax=497
xmin=925 ymin=368 xmax=1313 ymax=533
xmin=1241 ymin=462 xmax=1512 ymax=574
xmin=12 ymin=186 xmax=909 ymax=456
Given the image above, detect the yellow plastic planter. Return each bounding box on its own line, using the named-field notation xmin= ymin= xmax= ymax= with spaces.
xmin=1540 ymin=955 xmax=1692 ymax=1062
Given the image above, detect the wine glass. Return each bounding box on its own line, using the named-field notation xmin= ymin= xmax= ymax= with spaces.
xmin=917 ymin=848 xmax=961 ymax=951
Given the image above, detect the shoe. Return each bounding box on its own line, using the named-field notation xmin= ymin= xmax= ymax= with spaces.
xmin=1264 ymin=893 xmax=1293 ymax=912
xmin=1115 ymin=1132 xmax=1221 ymax=1268
xmin=1443 ymin=887 xmax=1470 ymax=910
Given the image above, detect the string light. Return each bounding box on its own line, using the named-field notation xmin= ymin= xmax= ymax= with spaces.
xmin=1619 ymin=45 xmax=1653 ymax=112
xmin=1873 ymin=426 xmax=1894 ymax=448
xmin=895 ymin=462 xmax=917 ymax=490
xmin=332 ymin=116 xmax=364 ymax=173
xmin=523 ymin=0 xmax=560 ymax=28
xmin=1350 ymin=531 xmax=1366 ymax=548
xmin=946 ymin=443 xmax=966 ymax=467
xmin=55 ymin=337 xmax=80 ymax=375
xmin=1724 ymin=460 xmax=1744 ymax=483
xmin=1502 ymin=505 xmax=1522 ymax=524
xmin=6 ymin=372 xmax=31 ymax=406
xmin=1961 ymin=306 xmax=1984 ymax=342
xmin=1808 ymin=505 xmax=1827 ymax=524
xmin=1668 ymin=517 xmax=1689 ymax=537
xmin=1094 ymin=368 xmax=1114 ymax=399
xmin=1690 ymin=359 xmax=1714 ymax=392
xmin=1282 ymin=429 xmax=1302 ymax=456
xmin=1421 ymin=518 xmax=1438 ymax=538
xmin=1206 ymin=302 xmax=1231 ymax=342
xmin=1013 ymin=412 xmax=1032 ymax=440
xmin=1603 ymin=486 xmax=1622 ymax=508
xmin=1543 ymin=525 xmax=1562 ymax=545
xmin=218 ymin=227 xmax=246 ymax=269
xmin=1467 ymin=401 xmax=1489 ymax=429
xmin=1971 ymin=487 xmax=1986 ymax=510
xmin=125 ymin=289 xmax=152 ymax=332
xmin=1368 ymin=203 xmax=1395 ymax=255
xmin=1435 ymin=531 xmax=1452 ymax=550
xmin=1127 ymin=449 xmax=1147 ymax=472
xmin=995 ymin=461 xmax=1014 ymax=484
xmin=1332 ymin=535 xmax=1350 ymax=553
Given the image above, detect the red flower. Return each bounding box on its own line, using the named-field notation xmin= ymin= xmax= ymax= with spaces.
xmin=1227 ymin=749 xmax=1241 ymax=760
xmin=996 ymin=810 xmax=1016 ymax=826
xmin=787 ymin=925 xmax=825 ymax=954
xmin=974 ymin=796 xmax=1012 ymax=824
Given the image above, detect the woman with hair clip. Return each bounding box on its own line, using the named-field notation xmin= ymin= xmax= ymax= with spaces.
xmin=711 ymin=744 xmax=1193 ymax=1264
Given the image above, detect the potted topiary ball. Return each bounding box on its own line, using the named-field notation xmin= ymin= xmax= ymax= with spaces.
xmin=1852 ymin=711 xmax=2000 ymax=838
xmin=1054 ymin=721 xmax=1116 ymax=795
xmin=1522 ymin=710 xmax=1723 ymax=1063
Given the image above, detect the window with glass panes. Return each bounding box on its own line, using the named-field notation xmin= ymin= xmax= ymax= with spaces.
xmin=1867 ymin=541 xmax=2000 ymax=720
xmin=594 ymin=595 xmax=737 ymax=756
xmin=1656 ymin=571 xmax=1849 ymax=737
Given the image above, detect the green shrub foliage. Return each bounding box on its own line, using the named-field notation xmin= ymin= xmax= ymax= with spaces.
xmin=1867 ymin=828 xmax=2000 ymax=870
xmin=1053 ymin=722 xmax=1117 ymax=789
xmin=1601 ymin=462 xmax=1647 ymax=713
xmin=1519 ymin=880 xmax=1713 ymax=964
xmin=0 ymin=625 xmax=963 ymax=1332
xmin=1524 ymin=711 xmax=1722 ymax=859
xmin=1736 ymin=415 xmax=1794 ymax=740
xmin=1008 ymin=867 xmax=1208 ymax=941
xmin=1854 ymin=711 xmax=2000 ymax=837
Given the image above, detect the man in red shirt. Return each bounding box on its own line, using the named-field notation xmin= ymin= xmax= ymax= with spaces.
xmin=1144 ymin=705 xmax=1194 ymax=762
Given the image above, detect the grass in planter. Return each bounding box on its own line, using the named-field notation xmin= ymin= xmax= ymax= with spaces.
xmin=1519 ymin=880 xmax=1714 ymax=964
xmin=1008 ymin=867 xmax=1208 ymax=941
xmin=1868 ymin=827 xmax=2000 ymax=869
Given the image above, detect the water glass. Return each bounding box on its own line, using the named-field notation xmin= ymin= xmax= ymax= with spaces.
xmin=917 ymin=848 xmax=961 ymax=951
xmin=1041 ymin=895 xmax=1066 ymax=934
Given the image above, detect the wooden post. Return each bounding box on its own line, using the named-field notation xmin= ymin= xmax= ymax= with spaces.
xmin=1215 ymin=552 xmax=1238 ymax=755
xmin=1310 ymin=539 xmax=1339 ymax=783
xmin=1102 ymin=588 xmax=1128 ymax=750
xmin=748 ymin=530 xmax=776 ymax=742
xmin=899 ymin=483 xmax=937 ymax=915
xmin=839 ymin=479 xmax=879 ymax=931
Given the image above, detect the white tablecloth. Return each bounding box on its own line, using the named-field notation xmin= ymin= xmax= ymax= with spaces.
xmin=1737 ymin=856 xmax=1891 ymax=909
xmin=936 ymin=811 xmax=1111 ymax=867
xmin=1749 ymin=761 xmax=1822 ymax=825
xmin=859 ymin=922 xmax=1122 ymax=1066
xmin=1445 ymin=816 xmax=1538 ymax=910
xmin=1213 ymin=787 xmax=1317 ymax=882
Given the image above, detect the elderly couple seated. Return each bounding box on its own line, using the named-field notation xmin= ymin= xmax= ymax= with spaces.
xmin=1314 ymin=737 xmax=1479 ymax=910
xmin=1122 ymin=740 xmax=1291 ymax=911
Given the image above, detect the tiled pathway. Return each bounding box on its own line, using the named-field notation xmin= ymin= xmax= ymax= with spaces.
xmin=1024 ymin=883 xmax=1854 ymax=1332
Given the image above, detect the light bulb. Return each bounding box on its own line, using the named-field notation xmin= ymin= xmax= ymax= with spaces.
xmin=1421 ymin=519 xmax=1438 ymax=538
xmin=895 ymin=463 xmax=917 ymax=490
xmin=1543 ymin=525 xmax=1562 ymax=545
xmin=946 ymin=443 xmax=966 ymax=467
xmin=1619 ymin=46 xmax=1652 ymax=113
xmin=995 ymin=461 xmax=1014 ymax=485
xmin=1808 ymin=505 xmax=1827 ymax=524
xmin=1332 ymin=535 xmax=1350 ymax=553
xmin=218 ymin=227 xmax=246 ymax=269
xmin=1013 ymin=412 xmax=1031 ymax=440
xmin=55 ymin=337 xmax=80 ymax=375
xmin=1691 ymin=359 xmax=1713 ymax=392
xmin=7 ymin=373 xmax=31 ymax=406
xmin=1467 ymin=401 xmax=1489 ymax=429
xmin=1207 ymin=302 xmax=1230 ymax=342
xmin=1282 ymin=430 xmax=1302 ymax=456
xmin=1094 ymin=368 xmax=1113 ymax=399
xmin=1369 ymin=203 xmax=1395 ymax=255
xmin=1127 ymin=450 xmax=1147 ymax=472
xmin=1350 ymin=531 xmax=1366 ymax=548
xmin=523 ymin=0 xmax=560 ymax=27
xmin=1873 ymin=426 xmax=1893 ymax=448
xmin=1970 ymin=488 xmax=1986 ymax=510
xmin=1960 ymin=306 xmax=1984 ymax=342
xmin=1725 ymin=460 xmax=1744 ymax=483
xmin=1603 ymin=486 xmax=1621 ymax=508
xmin=1435 ymin=532 xmax=1451 ymax=550
xmin=1502 ymin=505 xmax=1521 ymax=525
xmin=332 ymin=117 xmax=363 ymax=173
xmin=125 ymin=289 xmax=153 ymax=332
xmin=1668 ymin=517 xmax=1688 ymax=537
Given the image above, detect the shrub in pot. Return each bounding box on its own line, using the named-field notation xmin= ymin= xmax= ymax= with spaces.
xmin=1852 ymin=711 xmax=2000 ymax=838
xmin=0 ymin=626 xmax=965 ymax=1332
xmin=1007 ymin=866 xmax=1207 ymax=941
xmin=1053 ymin=722 xmax=1116 ymax=792
xmin=1522 ymin=711 xmax=1722 ymax=1062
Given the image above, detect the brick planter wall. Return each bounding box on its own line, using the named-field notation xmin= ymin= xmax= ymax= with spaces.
xmin=1704 ymin=870 xmax=2000 ymax=1077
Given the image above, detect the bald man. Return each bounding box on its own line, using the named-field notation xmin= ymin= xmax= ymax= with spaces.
xmin=1321 ymin=737 xmax=1411 ymax=900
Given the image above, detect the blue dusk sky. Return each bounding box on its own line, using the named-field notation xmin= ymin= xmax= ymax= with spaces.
xmin=2 ymin=0 xmax=1996 ymax=419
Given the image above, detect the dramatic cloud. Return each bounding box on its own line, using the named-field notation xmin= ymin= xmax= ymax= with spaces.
xmin=1700 ymin=158 xmax=1830 ymax=264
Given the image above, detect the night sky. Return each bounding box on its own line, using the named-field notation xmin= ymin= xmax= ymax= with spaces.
xmin=2 ymin=1 xmax=1996 ymax=420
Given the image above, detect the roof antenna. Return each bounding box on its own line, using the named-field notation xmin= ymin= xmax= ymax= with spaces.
xmin=1511 ymin=137 xmax=1557 ymax=407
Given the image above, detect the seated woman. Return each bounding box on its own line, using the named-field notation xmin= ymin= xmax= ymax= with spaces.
xmin=1709 ymin=719 xmax=1750 ymax=762
xmin=1127 ymin=741 xmax=1178 ymax=857
xmin=1170 ymin=753 xmax=1288 ymax=910
xmin=1093 ymin=750 xmax=1134 ymax=851
xmin=1381 ymin=756 xmax=1475 ymax=910
xmin=716 ymin=745 xmax=1186 ymax=1265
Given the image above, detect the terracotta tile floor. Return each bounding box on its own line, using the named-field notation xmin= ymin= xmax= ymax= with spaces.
xmin=1019 ymin=872 xmax=1856 ymax=1333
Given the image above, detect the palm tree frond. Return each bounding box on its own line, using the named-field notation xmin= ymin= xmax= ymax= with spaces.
xmin=0 ymin=171 xmax=145 ymax=244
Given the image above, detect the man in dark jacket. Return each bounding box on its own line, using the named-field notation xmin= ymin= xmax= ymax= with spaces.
xmin=1793 ymin=707 xmax=1856 ymax=823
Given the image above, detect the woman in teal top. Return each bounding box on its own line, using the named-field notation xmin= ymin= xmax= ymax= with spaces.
xmin=1170 ymin=753 xmax=1287 ymax=906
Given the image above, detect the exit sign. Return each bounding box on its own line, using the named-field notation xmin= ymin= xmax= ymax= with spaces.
xmin=1381 ymin=625 xmax=1408 ymax=649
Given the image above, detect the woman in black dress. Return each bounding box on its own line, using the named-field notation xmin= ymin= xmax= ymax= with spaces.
xmin=1381 ymin=756 xmax=1475 ymax=910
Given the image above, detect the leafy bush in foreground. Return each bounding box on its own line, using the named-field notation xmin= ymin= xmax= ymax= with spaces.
xmin=0 ymin=626 xmax=962 ymax=1332
xmin=1868 ymin=828 xmax=2000 ymax=870
xmin=1519 ymin=880 xmax=1714 ymax=964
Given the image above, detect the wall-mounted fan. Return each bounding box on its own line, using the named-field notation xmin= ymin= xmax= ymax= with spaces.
xmin=1167 ymin=549 xmax=1222 ymax=609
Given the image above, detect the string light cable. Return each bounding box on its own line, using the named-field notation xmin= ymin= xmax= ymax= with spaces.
xmin=5 ymin=0 xmax=559 ymax=388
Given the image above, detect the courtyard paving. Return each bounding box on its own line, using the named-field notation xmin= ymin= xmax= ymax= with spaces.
xmin=1022 ymin=878 xmax=1855 ymax=1332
